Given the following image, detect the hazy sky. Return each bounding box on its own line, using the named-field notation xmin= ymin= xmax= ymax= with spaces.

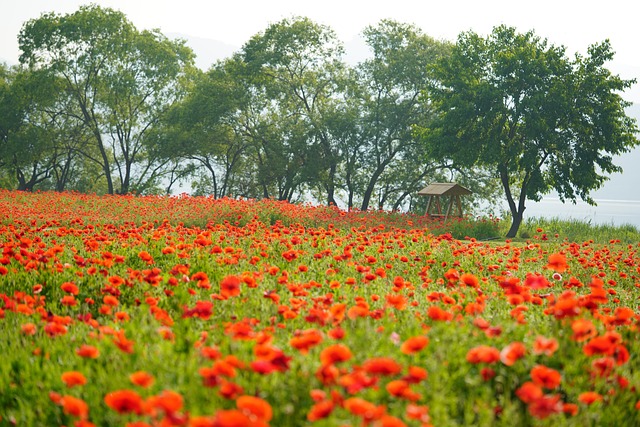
xmin=2 ymin=0 xmax=639 ymax=102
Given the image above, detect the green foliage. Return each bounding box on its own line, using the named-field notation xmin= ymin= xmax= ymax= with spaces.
xmin=418 ymin=25 xmax=640 ymax=237
xmin=3 ymin=6 xmax=638 ymax=232
xmin=17 ymin=4 xmax=196 ymax=195
xmin=0 ymin=64 xmax=63 ymax=191
xmin=344 ymin=20 xmax=457 ymax=211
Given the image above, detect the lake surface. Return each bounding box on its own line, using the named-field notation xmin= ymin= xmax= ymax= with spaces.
xmin=523 ymin=198 xmax=640 ymax=228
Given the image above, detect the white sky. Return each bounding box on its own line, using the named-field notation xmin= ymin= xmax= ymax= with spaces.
xmin=2 ymin=0 xmax=639 ymax=102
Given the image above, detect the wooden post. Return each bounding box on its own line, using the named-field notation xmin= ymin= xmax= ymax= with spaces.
xmin=445 ymin=196 xmax=454 ymax=220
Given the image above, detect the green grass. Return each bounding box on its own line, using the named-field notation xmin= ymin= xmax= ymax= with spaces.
xmin=515 ymin=216 xmax=640 ymax=244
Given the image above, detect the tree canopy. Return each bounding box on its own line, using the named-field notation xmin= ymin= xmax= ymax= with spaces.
xmin=417 ymin=25 xmax=639 ymax=236
xmin=17 ymin=4 xmax=195 ymax=194
xmin=2 ymin=8 xmax=636 ymax=224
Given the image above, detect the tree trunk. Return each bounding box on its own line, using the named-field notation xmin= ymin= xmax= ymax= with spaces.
xmin=499 ymin=164 xmax=528 ymax=238
xmin=94 ymin=136 xmax=114 ymax=194
xmin=360 ymin=163 xmax=387 ymax=211
xmin=326 ymin=163 xmax=337 ymax=206
xmin=78 ymin=100 xmax=114 ymax=194
xmin=506 ymin=210 xmax=524 ymax=238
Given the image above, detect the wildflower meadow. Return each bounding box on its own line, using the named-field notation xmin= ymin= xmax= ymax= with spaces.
xmin=1 ymin=190 xmax=639 ymax=426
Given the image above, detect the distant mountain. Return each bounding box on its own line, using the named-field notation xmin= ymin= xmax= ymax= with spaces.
xmin=171 ymin=33 xmax=374 ymax=69
xmin=167 ymin=33 xmax=238 ymax=70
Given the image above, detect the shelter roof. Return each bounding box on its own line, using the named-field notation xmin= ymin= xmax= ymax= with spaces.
xmin=417 ymin=182 xmax=472 ymax=196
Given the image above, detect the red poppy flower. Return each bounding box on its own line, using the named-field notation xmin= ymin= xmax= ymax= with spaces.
xmin=386 ymin=379 xmax=409 ymax=397
xmin=315 ymin=363 xmax=340 ymax=385
xmin=527 ymin=394 xmax=563 ymax=419
xmin=343 ymin=397 xmax=384 ymax=419
xmin=199 ymin=366 xmax=219 ymax=387
xmin=500 ymin=342 xmax=527 ymax=366
xmin=183 ymin=300 xmax=214 ymax=320
xmin=129 ymin=371 xmax=155 ymax=388
xmin=591 ymin=357 xmax=615 ymax=378
xmin=546 ymin=253 xmax=568 ymax=273
xmin=104 ymin=389 xmax=144 ymax=414
xmin=307 ymin=400 xmax=334 ymax=421
xmin=560 ymin=402 xmax=578 ymax=416
xmin=427 ymin=306 xmax=453 ymax=321
xmin=60 ymin=395 xmax=89 ymax=419
xmin=60 ymin=282 xmax=79 ymax=295
xmin=386 ymin=380 xmax=420 ymax=401
xmin=583 ymin=331 xmax=622 ymax=356
xmin=404 ymin=366 xmax=428 ymax=384
xmin=530 ymin=365 xmax=561 ymax=389
xmin=290 ymin=329 xmax=323 ymax=354
xmin=571 ymin=318 xmax=597 ymax=342
xmin=386 ymin=294 xmax=408 ymax=310
xmin=153 ymin=389 xmax=184 ymax=414
xmin=444 ymin=268 xmax=460 ymax=283
xmin=21 ymin=323 xmax=37 ymax=336
xmin=103 ymin=295 xmax=119 ymax=306
xmin=524 ymin=273 xmax=550 ymax=289
xmin=189 ymin=416 xmax=214 ymax=427
xmin=112 ymin=330 xmax=134 ymax=354
xmin=138 ymin=251 xmax=154 ymax=264
xmin=319 ymin=344 xmax=352 ymax=365
xmin=76 ymin=344 xmax=100 ymax=359
xmin=236 ymin=395 xmax=272 ymax=422
xmin=362 ymin=357 xmax=402 ymax=376
xmin=533 ymin=336 xmax=559 ymax=356
xmin=400 ymin=336 xmax=429 ymax=355
xmin=578 ymin=391 xmax=603 ymax=405
xmin=466 ymin=345 xmax=500 ymax=364
xmin=44 ymin=322 xmax=68 ymax=337
xmin=481 ymin=367 xmax=496 ymax=381
xmin=61 ymin=371 xmax=87 ymax=388
xmin=406 ymin=404 xmax=430 ymax=423
xmin=460 ymin=273 xmax=479 ymax=287
xmin=220 ymin=275 xmax=241 ymax=298
xmin=212 ymin=409 xmax=267 ymax=427
xmin=549 ymin=294 xmax=580 ymax=319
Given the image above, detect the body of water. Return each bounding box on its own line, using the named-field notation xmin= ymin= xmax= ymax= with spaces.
xmin=523 ymin=198 xmax=640 ymax=229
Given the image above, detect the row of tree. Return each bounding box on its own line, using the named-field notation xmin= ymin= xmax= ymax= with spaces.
xmin=1 ymin=5 xmax=637 ymax=235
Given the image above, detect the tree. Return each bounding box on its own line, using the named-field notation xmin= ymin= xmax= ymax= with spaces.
xmin=161 ymin=55 xmax=309 ymax=200
xmin=0 ymin=64 xmax=61 ymax=191
xmin=350 ymin=20 xmax=451 ymax=211
xmin=240 ymin=17 xmax=346 ymax=205
xmin=18 ymin=4 xmax=195 ymax=194
xmin=419 ymin=25 xmax=639 ymax=237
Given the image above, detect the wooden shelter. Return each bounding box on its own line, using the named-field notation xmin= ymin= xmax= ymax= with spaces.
xmin=417 ymin=183 xmax=472 ymax=220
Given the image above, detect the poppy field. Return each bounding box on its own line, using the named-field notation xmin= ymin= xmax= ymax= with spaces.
xmin=1 ymin=190 xmax=639 ymax=427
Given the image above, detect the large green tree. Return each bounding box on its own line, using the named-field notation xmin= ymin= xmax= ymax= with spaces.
xmin=163 ymin=53 xmax=318 ymax=200
xmin=350 ymin=20 xmax=452 ymax=211
xmin=240 ymin=17 xmax=346 ymax=205
xmin=155 ymin=61 xmax=248 ymax=197
xmin=419 ymin=25 xmax=639 ymax=237
xmin=18 ymin=4 xmax=195 ymax=194
xmin=0 ymin=64 xmax=62 ymax=191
